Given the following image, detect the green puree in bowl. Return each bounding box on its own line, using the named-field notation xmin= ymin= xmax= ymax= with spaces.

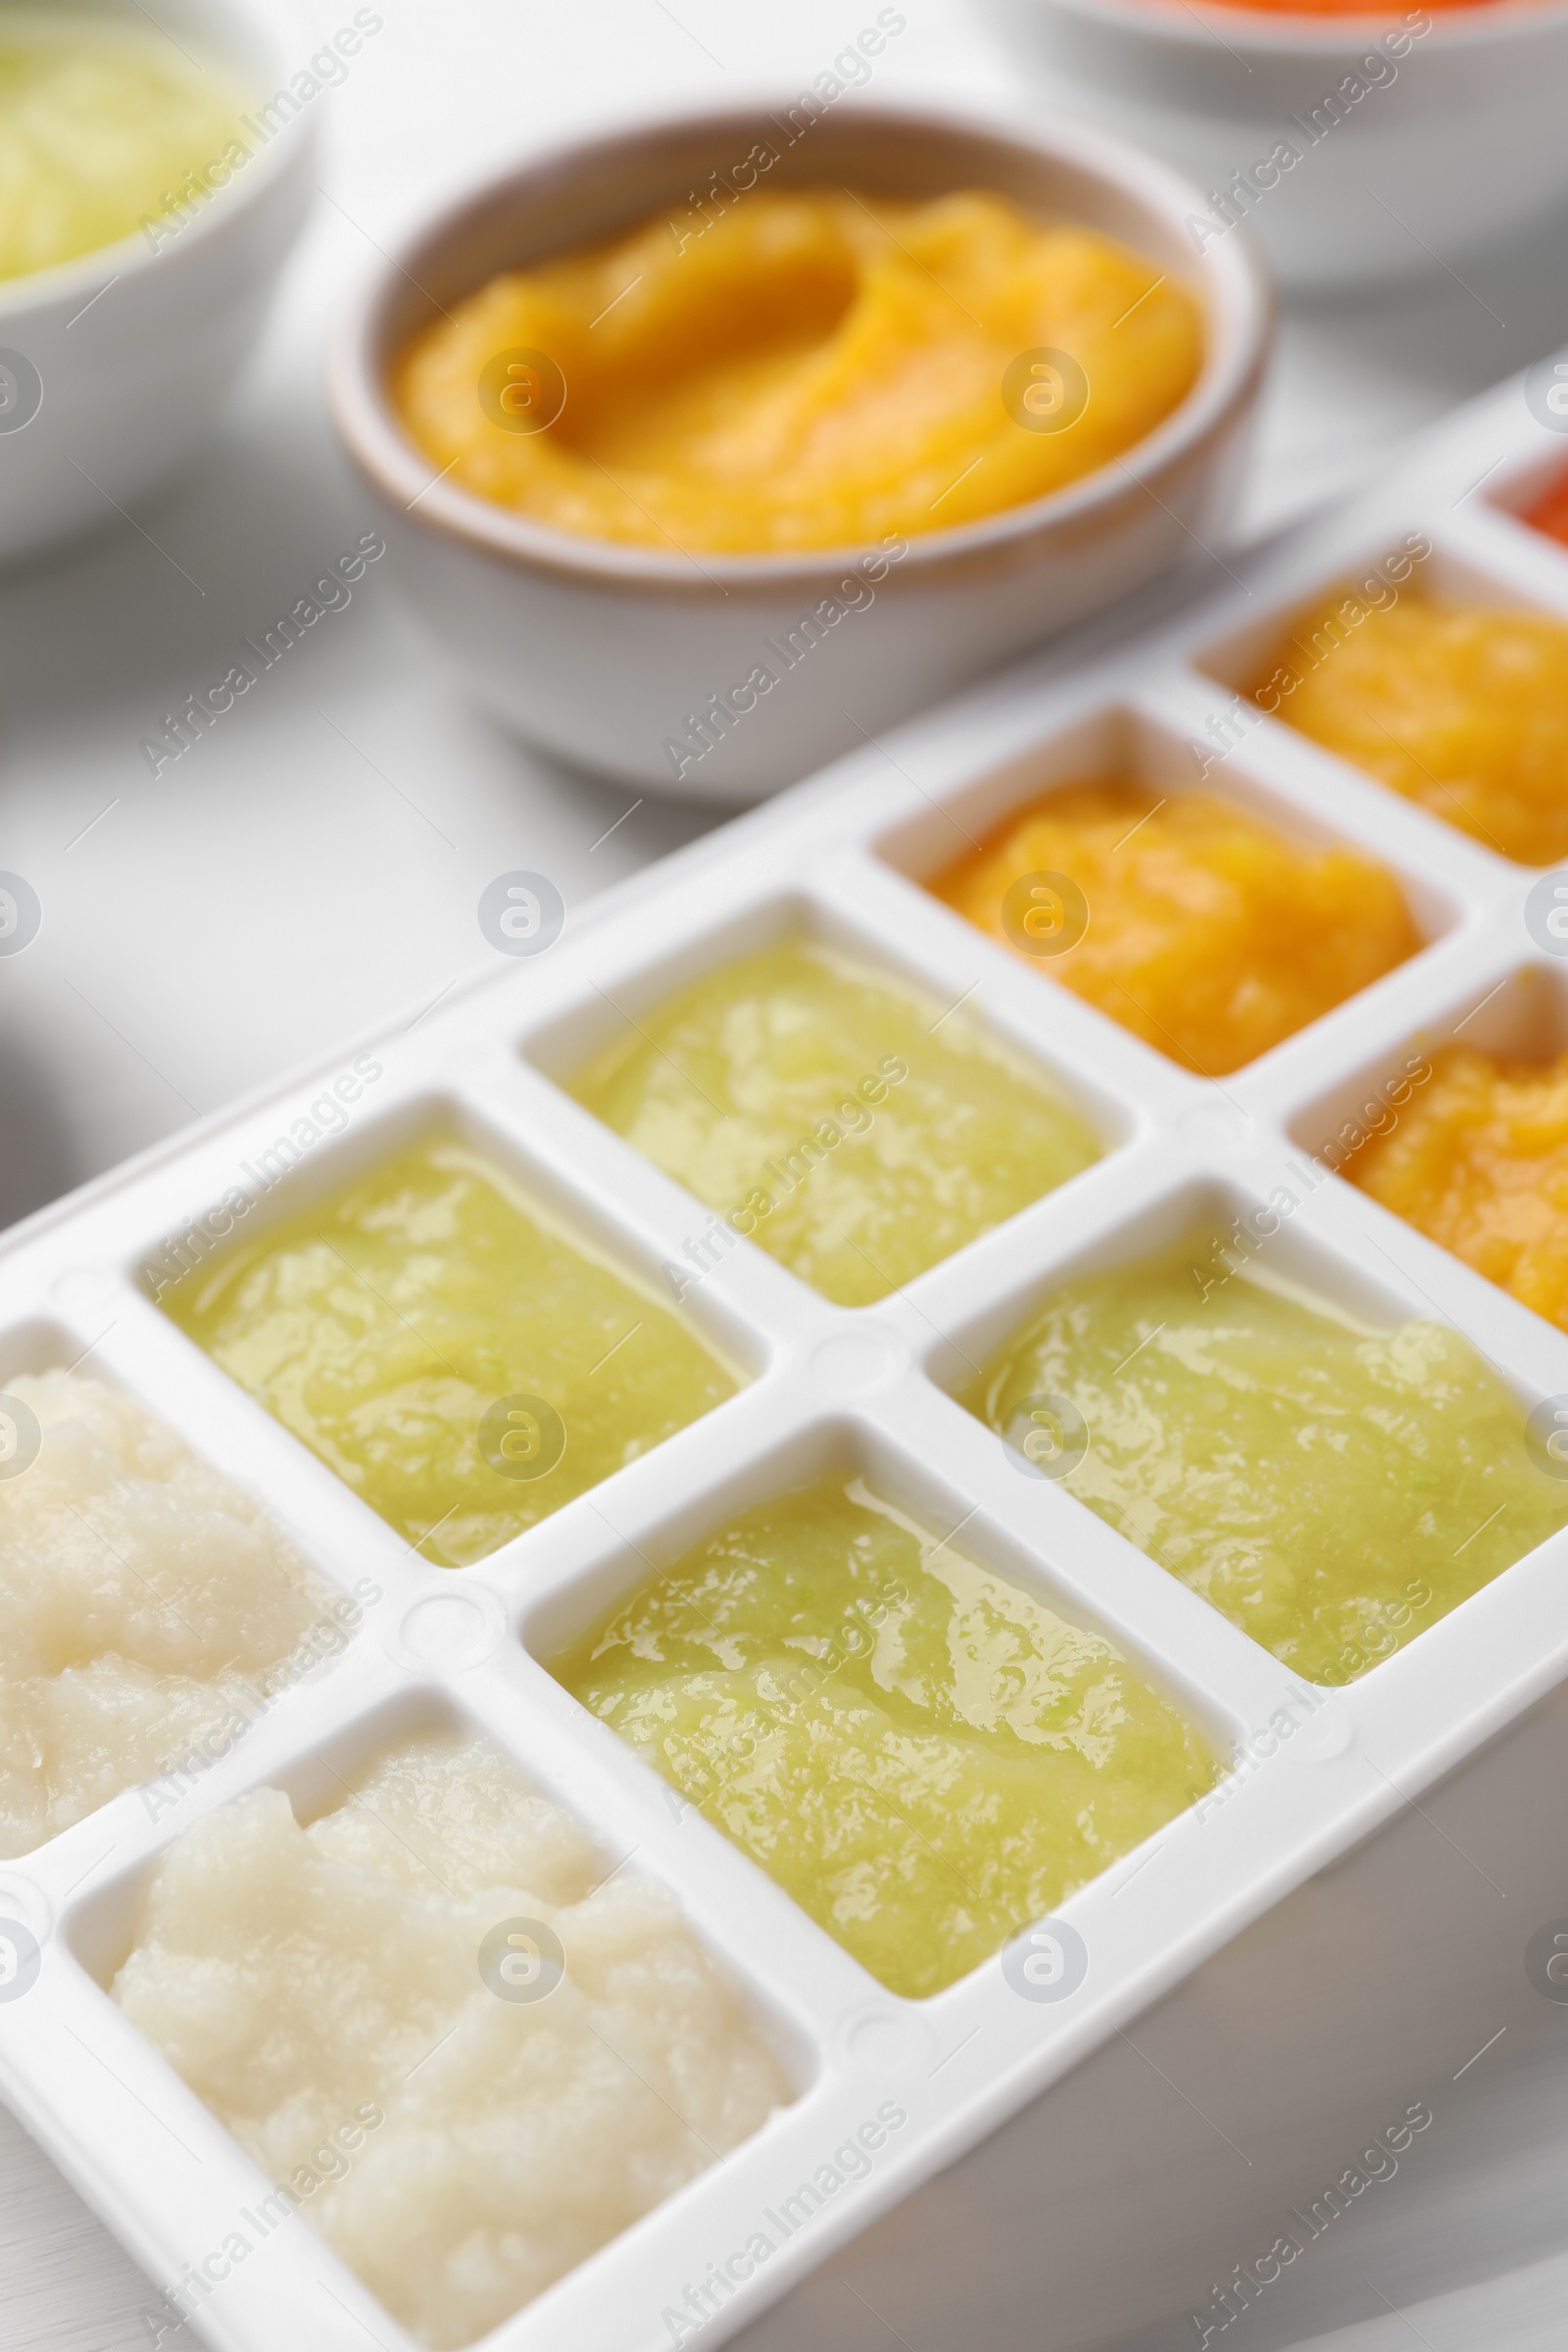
xmin=554 ymin=1474 xmax=1221 ymax=1999
xmin=966 ymin=1238 xmax=1568 ymax=1685
xmin=162 ymin=1131 xmax=741 ymax=1567
xmin=0 ymin=10 xmax=248 ymax=281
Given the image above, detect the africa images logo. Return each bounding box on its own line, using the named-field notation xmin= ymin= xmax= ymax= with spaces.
xmin=0 ymin=1919 xmax=41 ymax=2003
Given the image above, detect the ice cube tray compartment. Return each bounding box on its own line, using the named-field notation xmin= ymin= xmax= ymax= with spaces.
xmin=4 ymin=357 xmax=1568 ymax=2352
xmin=876 ymin=688 xmax=1459 ymax=939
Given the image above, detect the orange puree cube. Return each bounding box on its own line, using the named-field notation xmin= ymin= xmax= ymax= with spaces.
xmin=1345 ymin=1044 xmax=1568 ymax=1333
xmin=1524 ymin=472 xmax=1568 ymax=551
xmin=1249 ymin=591 xmax=1568 ymax=866
xmin=930 ymin=781 xmax=1419 ymax=1076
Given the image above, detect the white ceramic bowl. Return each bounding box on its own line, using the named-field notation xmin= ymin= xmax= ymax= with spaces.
xmin=0 ymin=0 xmax=317 ymax=566
xmin=329 ymin=101 xmax=1270 ymax=803
xmin=982 ymin=0 xmax=1568 ymax=286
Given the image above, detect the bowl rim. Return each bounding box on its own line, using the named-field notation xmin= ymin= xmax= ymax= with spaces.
xmin=1024 ymin=0 xmax=1568 ymax=55
xmin=0 ymin=0 xmax=317 ymax=326
xmin=327 ymin=95 xmax=1273 ymax=599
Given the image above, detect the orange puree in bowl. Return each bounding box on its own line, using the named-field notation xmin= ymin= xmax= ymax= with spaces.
xmin=1346 ymin=1044 xmax=1568 ymax=1331
xmin=1249 ymin=592 xmax=1568 ymax=865
xmin=390 ymin=190 xmax=1202 ymax=554
xmin=930 ymin=781 xmax=1419 ymax=1076
xmin=1185 ymin=0 xmax=1507 ymax=13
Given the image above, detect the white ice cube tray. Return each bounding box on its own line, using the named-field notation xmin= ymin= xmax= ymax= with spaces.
xmin=5 ymin=354 xmax=1568 ymax=2352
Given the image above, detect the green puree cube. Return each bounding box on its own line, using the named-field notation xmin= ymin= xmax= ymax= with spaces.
xmin=566 ymin=936 xmax=1102 ymax=1307
xmin=966 ymin=1236 xmax=1568 ymax=1685
xmin=553 ymin=1473 xmax=1221 ymax=1999
xmin=162 ymin=1131 xmax=741 ymax=1567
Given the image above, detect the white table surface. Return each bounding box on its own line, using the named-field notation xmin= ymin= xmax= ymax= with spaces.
xmin=5 ymin=0 xmax=1568 ymax=2343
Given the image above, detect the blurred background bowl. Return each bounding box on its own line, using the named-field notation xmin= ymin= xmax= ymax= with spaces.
xmin=979 ymin=0 xmax=1568 ymax=288
xmin=0 ymin=0 xmax=317 ymax=566
xmin=329 ymin=99 xmax=1271 ymax=802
